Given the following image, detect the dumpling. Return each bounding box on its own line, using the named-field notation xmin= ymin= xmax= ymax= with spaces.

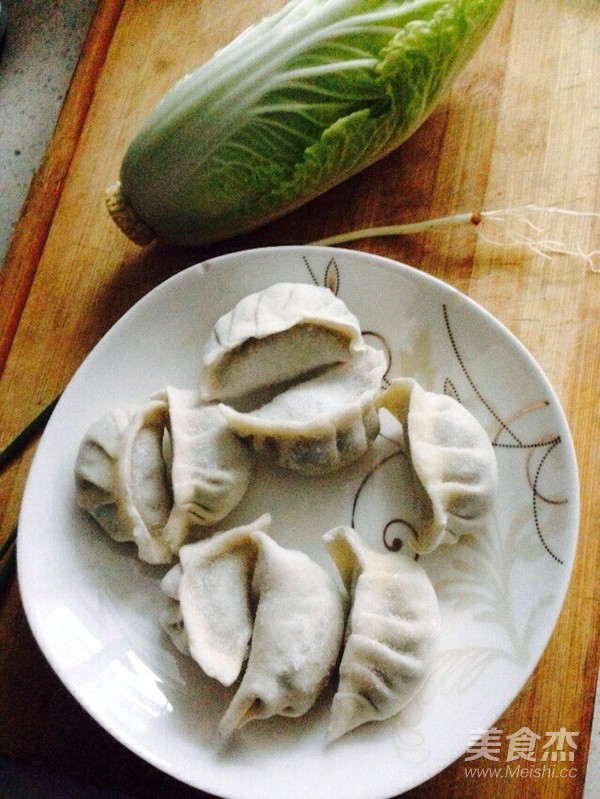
xmin=161 ymin=516 xmax=260 ymax=686
xmin=218 ymin=345 xmax=386 ymax=475
xmin=218 ymin=526 xmax=347 ymax=738
xmin=376 ymin=377 xmax=497 ymax=554
xmin=160 ymin=514 xmax=347 ymax=736
xmin=323 ymin=526 xmax=440 ymax=741
xmin=75 ymin=387 xmax=255 ymax=564
xmin=200 ymin=282 xmax=365 ymax=403
xmin=153 ymin=386 xmax=254 ymax=552
xmin=74 ymin=400 xmax=173 ymax=564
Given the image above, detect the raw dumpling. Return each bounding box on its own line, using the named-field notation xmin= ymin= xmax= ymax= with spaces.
xmin=376 ymin=377 xmax=498 ymax=553
xmin=74 ymin=400 xmax=173 ymax=564
xmin=324 ymin=526 xmax=440 ymax=741
xmin=219 ymin=345 xmax=386 ymax=475
xmin=153 ymin=386 xmax=254 ymax=552
xmin=160 ymin=514 xmax=347 ymax=736
xmin=200 ymin=282 xmax=365 ymax=403
xmin=161 ymin=516 xmax=259 ymax=685
xmin=75 ymin=387 xmax=254 ymax=564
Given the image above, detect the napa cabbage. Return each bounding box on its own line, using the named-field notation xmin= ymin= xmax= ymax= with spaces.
xmin=108 ymin=0 xmax=504 ymax=245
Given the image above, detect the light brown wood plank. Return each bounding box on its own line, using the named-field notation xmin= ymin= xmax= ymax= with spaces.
xmin=0 ymin=0 xmax=598 ymax=796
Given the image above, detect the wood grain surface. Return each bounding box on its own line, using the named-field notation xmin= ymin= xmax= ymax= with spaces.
xmin=1 ymin=1 xmax=599 ymax=798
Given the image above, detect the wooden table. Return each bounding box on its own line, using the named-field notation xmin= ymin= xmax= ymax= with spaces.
xmin=1 ymin=1 xmax=598 ymax=797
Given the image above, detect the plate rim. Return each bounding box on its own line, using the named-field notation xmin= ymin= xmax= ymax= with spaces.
xmin=16 ymin=245 xmax=580 ymax=799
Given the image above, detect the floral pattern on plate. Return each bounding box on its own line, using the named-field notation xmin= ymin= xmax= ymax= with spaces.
xmin=18 ymin=246 xmax=578 ymax=799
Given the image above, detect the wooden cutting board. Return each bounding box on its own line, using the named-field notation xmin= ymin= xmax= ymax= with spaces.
xmin=1 ymin=1 xmax=599 ymax=798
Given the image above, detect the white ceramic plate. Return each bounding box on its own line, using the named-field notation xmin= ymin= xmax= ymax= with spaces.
xmin=18 ymin=246 xmax=578 ymax=799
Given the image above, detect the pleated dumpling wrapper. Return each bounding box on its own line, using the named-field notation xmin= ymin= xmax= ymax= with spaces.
xmin=160 ymin=514 xmax=347 ymax=737
xmin=74 ymin=399 xmax=173 ymax=564
xmin=324 ymin=526 xmax=440 ymax=741
xmin=153 ymin=386 xmax=254 ymax=553
xmin=376 ymin=377 xmax=498 ymax=554
xmin=200 ymin=282 xmax=365 ymax=403
xmin=219 ymin=345 xmax=386 ymax=475
xmin=75 ymin=389 xmax=254 ymax=564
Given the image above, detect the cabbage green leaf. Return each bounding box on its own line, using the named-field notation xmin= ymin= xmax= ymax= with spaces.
xmin=117 ymin=0 xmax=504 ymax=244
